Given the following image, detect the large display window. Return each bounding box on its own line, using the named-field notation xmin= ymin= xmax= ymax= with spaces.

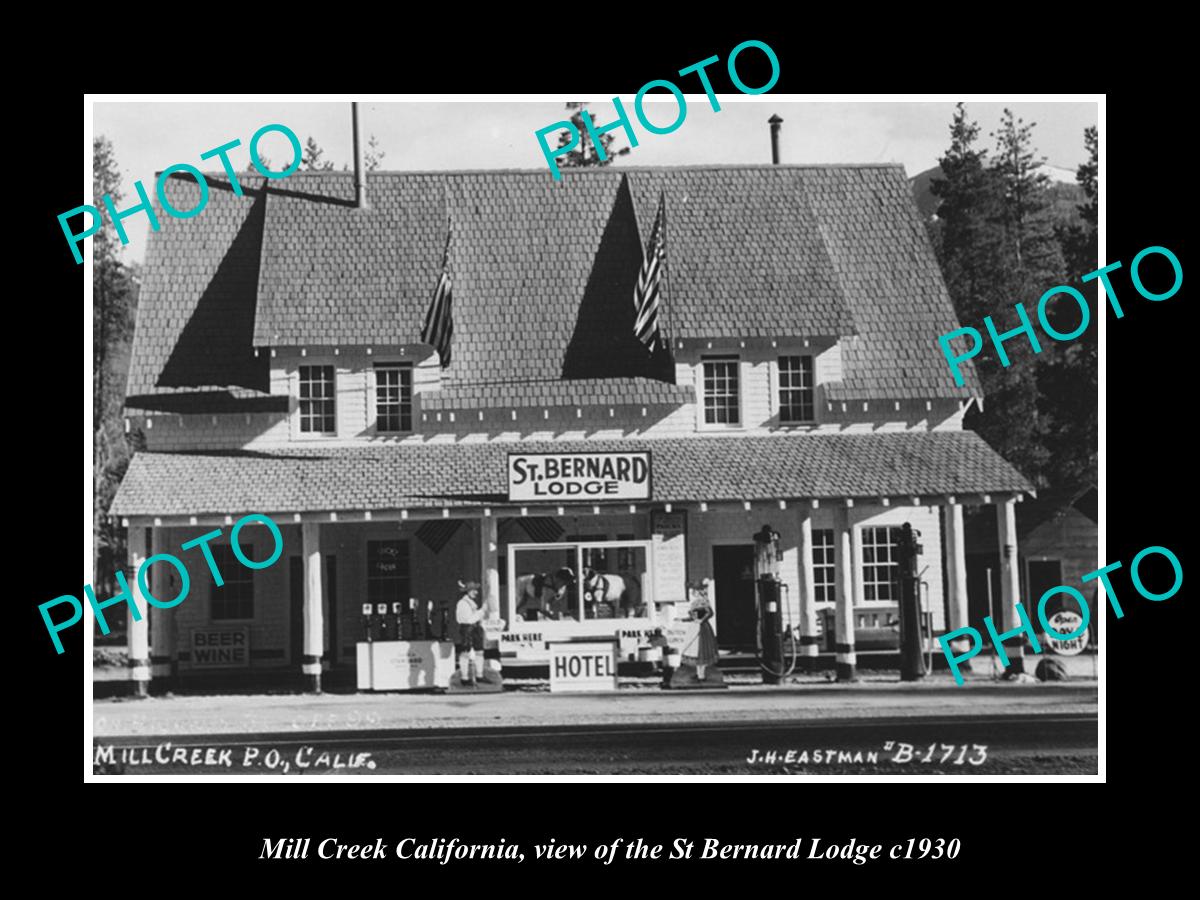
xmin=507 ymin=540 xmax=655 ymax=624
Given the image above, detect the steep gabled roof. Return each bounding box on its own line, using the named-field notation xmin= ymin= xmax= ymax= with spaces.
xmin=127 ymin=175 xmax=272 ymax=407
xmin=801 ymin=166 xmax=972 ymax=400
xmin=126 ymin=165 xmax=979 ymax=410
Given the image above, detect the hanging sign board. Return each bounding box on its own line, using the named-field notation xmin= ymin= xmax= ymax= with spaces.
xmin=508 ymin=452 xmax=652 ymax=502
xmin=651 ymin=509 xmax=687 ymax=607
xmin=1044 ymin=611 xmax=1089 ymax=656
xmin=548 ymin=639 xmax=619 ymax=692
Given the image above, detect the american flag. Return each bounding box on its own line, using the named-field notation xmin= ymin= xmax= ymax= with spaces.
xmin=421 ymin=222 xmax=453 ymax=367
xmin=633 ymin=192 xmax=667 ymax=351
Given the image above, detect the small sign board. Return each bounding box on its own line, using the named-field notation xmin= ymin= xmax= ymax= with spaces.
xmin=651 ymin=508 xmax=687 ymax=606
xmin=356 ymin=640 xmax=456 ymax=690
xmin=189 ymin=627 xmax=249 ymax=668
xmin=548 ymin=640 xmax=619 ymax=692
xmin=508 ymin=452 xmax=651 ymax=502
xmin=1044 ymin=611 xmax=1089 ymax=656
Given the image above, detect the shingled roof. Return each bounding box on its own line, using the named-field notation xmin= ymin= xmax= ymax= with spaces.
xmin=110 ymin=431 xmax=1027 ymax=517
xmin=126 ymin=165 xmax=979 ymax=410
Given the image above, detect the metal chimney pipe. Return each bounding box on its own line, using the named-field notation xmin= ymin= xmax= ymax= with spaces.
xmin=352 ymin=102 xmax=368 ymax=209
xmin=768 ymin=114 xmax=783 ymax=165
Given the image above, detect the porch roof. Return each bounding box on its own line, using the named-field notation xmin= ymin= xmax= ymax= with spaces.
xmin=110 ymin=432 xmax=1030 ymax=519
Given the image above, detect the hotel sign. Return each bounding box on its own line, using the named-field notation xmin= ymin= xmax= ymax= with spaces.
xmin=549 ymin=640 xmax=619 ymax=692
xmin=507 ymin=452 xmax=652 ymax=502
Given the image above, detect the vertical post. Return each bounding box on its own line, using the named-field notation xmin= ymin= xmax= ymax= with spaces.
xmin=127 ymin=524 xmax=151 ymax=698
xmin=834 ymin=506 xmax=856 ymax=682
xmin=479 ymin=516 xmax=502 ymax=683
xmin=149 ymin=527 xmax=176 ymax=684
xmin=351 ymin=102 xmax=368 ymax=210
xmin=480 ymin=517 xmax=500 ymax=619
xmin=302 ymin=522 xmax=324 ymax=692
xmin=850 ymin=518 xmax=864 ymax=609
xmin=796 ymin=504 xmax=819 ymax=666
xmin=996 ymin=498 xmax=1023 ymax=673
xmin=945 ymin=501 xmax=971 ymax=660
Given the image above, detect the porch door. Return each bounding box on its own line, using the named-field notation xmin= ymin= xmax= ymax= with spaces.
xmin=713 ymin=545 xmax=757 ymax=651
xmin=1027 ymin=559 xmax=1063 ymax=621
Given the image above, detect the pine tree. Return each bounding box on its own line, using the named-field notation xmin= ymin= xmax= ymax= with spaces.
xmin=929 ymin=104 xmax=1050 ymax=487
xmin=365 ymin=134 xmax=385 ymax=171
xmin=302 ymin=136 xmax=335 ymax=171
xmin=93 ymin=137 xmax=141 ymax=602
xmin=555 ymin=102 xmax=632 ymax=168
xmin=341 ymin=134 xmax=387 ymax=172
xmin=990 ymin=108 xmax=1065 ymax=286
xmin=1079 ymin=125 xmax=1098 ymax=231
xmin=244 ymin=152 xmax=270 ymax=173
xmin=1039 ymin=125 xmax=1099 ymax=498
xmin=929 ymin=104 xmax=1005 ymax=323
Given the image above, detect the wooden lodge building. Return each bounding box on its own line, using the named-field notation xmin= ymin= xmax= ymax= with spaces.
xmin=109 ymin=153 xmax=1032 ymax=692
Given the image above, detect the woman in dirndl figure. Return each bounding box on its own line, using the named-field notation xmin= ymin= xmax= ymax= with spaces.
xmin=691 ymin=590 xmax=719 ymax=680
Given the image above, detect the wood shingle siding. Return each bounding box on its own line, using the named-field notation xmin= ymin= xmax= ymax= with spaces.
xmin=125 ymin=164 xmax=980 ymax=417
xmin=111 ymin=431 xmax=1029 ymax=518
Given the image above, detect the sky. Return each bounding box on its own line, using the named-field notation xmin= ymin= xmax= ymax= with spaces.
xmin=92 ymin=98 xmax=1097 ymax=264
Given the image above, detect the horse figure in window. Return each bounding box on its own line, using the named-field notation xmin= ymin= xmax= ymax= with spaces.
xmin=582 ymin=567 xmax=643 ymax=619
xmin=514 ymin=568 xmax=576 ymax=621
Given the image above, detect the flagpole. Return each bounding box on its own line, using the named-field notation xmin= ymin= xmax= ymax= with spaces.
xmin=659 ymin=191 xmax=672 ymax=355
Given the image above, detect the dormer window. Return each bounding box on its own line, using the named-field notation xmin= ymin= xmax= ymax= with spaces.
xmin=374 ymin=363 xmax=413 ymax=434
xmin=701 ymin=356 xmax=741 ymax=427
xmin=778 ymin=355 xmax=815 ymax=424
xmin=299 ymin=365 xmax=336 ymax=434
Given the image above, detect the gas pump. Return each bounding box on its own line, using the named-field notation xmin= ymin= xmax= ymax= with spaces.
xmin=753 ymin=524 xmax=794 ymax=684
xmin=361 ymin=602 xmax=375 ymax=642
xmin=392 ymin=601 xmax=407 ymax=640
xmin=376 ymin=602 xmax=390 ymax=641
xmin=897 ymin=523 xmax=927 ymax=681
xmin=412 ymin=598 xmax=428 ymax=640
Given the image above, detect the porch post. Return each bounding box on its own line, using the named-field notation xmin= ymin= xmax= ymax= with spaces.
xmin=834 ymin=505 xmax=856 ymax=682
xmin=127 ymin=524 xmax=151 ymax=698
xmin=149 ymin=526 xmax=176 ymax=685
xmin=796 ymin=504 xmax=819 ymax=664
xmin=480 ymin=516 xmax=500 ymax=619
xmin=302 ymin=521 xmax=324 ymax=692
xmin=945 ymin=501 xmax=971 ymax=662
xmin=996 ymin=497 xmax=1024 ymax=674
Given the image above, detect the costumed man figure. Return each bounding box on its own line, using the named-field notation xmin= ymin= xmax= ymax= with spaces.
xmin=454 ymin=580 xmax=485 ymax=685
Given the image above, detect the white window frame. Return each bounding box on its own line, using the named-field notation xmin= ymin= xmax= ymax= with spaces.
xmin=776 ymin=354 xmax=816 ymax=425
xmin=372 ymin=362 xmax=414 ymax=435
xmin=365 ymin=538 xmax=411 ymax=608
xmin=812 ymin=527 xmax=836 ymax=604
xmin=506 ymin=539 xmax=656 ymax=624
xmin=859 ymin=525 xmax=904 ymax=605
xmin=294 ymin=363 xmax=338 ymax=438
xmin=696 ymin=355 xmax=744 ymax=431
xmin=209 ymin=542 xmax=256 ymax=622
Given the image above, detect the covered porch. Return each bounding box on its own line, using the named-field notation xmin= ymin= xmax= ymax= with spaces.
xmin=109 ymin=432 xmax=1034 ymax=694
